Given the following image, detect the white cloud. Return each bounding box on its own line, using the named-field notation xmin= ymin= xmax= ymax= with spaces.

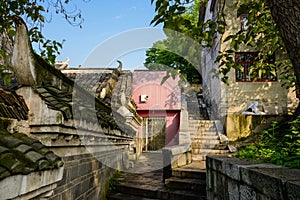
xmin=114 ymin=15 xmax=124 ymax=20
xmin=129 ymin=6 xmax=137 ymax=11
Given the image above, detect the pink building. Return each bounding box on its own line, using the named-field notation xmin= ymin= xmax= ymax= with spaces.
xmin=132 ymin=71 xmax=181 ymax=150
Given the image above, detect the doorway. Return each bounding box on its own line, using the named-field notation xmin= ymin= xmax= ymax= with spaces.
xmin=143 ymin=116 xmax=166 ymax=151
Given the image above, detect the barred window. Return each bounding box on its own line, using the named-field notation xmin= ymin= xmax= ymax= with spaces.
xmin=235 ymin=52 xmax=277 ymax=82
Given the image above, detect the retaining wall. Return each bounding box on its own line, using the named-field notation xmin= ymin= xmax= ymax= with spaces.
xmin=49 ymin=149 xmax=123 ymax=200
xmin=206 ymin=155 xmax=300 ymax=200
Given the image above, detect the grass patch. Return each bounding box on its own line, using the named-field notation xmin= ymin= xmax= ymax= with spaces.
xmin=106 ymin=170 xmax=121 ymax=195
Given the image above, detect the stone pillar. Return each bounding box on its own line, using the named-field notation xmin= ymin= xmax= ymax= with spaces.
xmin=178 ymin=98 xmax=191 ymax=144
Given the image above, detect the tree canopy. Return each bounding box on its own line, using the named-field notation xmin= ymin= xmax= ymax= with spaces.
xmin=0 ymin=0 xmax=87 ymax=66
xmin=145 ymin=0 xmax=204 ymax=84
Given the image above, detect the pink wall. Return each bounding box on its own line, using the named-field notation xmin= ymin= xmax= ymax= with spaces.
xmin=132 ymin=71 xmax=181 ymax=146
xmin=132 ymin=71 xmax=181 ymax=110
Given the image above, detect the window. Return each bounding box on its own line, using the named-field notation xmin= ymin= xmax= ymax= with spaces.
xmin=235 ymin=52 xmax=277 ymax=82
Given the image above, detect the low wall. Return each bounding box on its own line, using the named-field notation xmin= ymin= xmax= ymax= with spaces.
xmin=226 ymin=114 xmax=287 ymax=141
xmin=162 ymin=144 xmax=191 ymax=182
xmin=49 ymin=149 xmax=123 ymax=200
xmin=206 ymin=155 xmax=300 ymax=200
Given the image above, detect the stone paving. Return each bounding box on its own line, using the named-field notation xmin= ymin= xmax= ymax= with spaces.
xmin=116 ymin=152 xmax=165 ymax=193
xmin=125 ymin=151 xmax=164 ymax=173
xmin=107 ymin=152 xmax=207 ymax=200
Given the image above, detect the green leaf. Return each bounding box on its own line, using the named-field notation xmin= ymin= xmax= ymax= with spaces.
xmin=161 ymin=74 xmax=170 ymax=85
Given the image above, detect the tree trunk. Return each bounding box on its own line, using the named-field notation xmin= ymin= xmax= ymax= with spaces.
xmin=267 ymin=0 xmax=300 ymax=115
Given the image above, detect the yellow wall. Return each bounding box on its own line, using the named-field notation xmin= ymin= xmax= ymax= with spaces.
xmin=220 ymin=0 xmax=298 ymax=114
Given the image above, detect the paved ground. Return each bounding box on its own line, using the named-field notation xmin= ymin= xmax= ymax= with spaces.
xmin=125 ymin=151 xmax=164 ymax=174
xmin=107 ymin=152 xmax=207 ymax=200
xmin=117 ymin=151 xmax=206 ymax=190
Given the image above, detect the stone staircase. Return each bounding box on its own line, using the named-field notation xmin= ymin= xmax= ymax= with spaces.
xmin=189 ymin=119 xmax=229 ymax=161
xmin=186 ymin=93 xmax=208 ymax=120
xmin=185 ymin=90 xmax=229 ymax=161
xmin=107 ymin=165 xmax=207 ymax=200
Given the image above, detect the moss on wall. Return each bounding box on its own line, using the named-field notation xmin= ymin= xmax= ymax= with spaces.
xmin=0 ymin=118 xmax=14 ymax=129
xmin=226 ymin=114 xmax=288 ymax=141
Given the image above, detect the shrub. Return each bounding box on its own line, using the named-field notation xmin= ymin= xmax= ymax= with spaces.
xmin=236 ymin=116 xmax=300 ymax=169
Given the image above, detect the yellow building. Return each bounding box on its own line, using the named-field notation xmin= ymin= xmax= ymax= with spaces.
xmin=200 ymin=0 xmax=298 ymax=140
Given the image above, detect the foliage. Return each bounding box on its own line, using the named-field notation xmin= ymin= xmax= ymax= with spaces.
xmin=150 ymin=0 xmax=294 ymax=87
xmin=236 ymin=118 xmax=300 ymax=169
xmin=107 ymin=170 xmax=121 ymax=193
xmin=216 ymin=0 xmax=294 ymax=86
xmin=146 ymin=0 xmax=209 ymax=84
xmin=145 ymin=41 xmax=202 ymax=84
xmin=0 ymin=0 xmax=87 ymax=66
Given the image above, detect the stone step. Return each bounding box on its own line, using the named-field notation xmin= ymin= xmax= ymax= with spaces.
xmin=192 ymin=143 xmax=219 ymax=149
xmin=172 ymin=168 xmax=206 ymax=180
xmin=115 ymin=182 xmax=206 ymax=200
xmin=192 ymin=150 xmax=230 ymax=161
xmin=165 ymin=177 xmax=206 ymax=193
xmin=189 ymin=129 xmax=217 ymax=133
xmin=190 ymin=135 xmax=219 ymax=140
xmin=189 ymin=126 xmax=215 ymax=129
xmin=192 ymin=148 xmax=229 ymax=155
xmin=188 ymin=122 xmax=215 ymax=126
xmin=107 ymin=193 xmax=160 ymax=200
xmin=189 ymin=123 xmax=215 ymax=127
xmin=192 ymin=139 xmax=220 ymax=144
xmin=189 ymin=119 xmax=215 ymax=123
xmin=190 ymin=131 xmax=218 ymax=135
xmin=192 ymin=154 xmax=206 ymax=161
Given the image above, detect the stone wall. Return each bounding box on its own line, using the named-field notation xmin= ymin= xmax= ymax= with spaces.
xmin=225 ymin=114 xmax=288 ymax=141
xmin=206 ymin=155 xmax=300 ymax=200
xmin=49 ymin=150 xmax=123 ymax=200
xmin=15 ymin=85 xmax=135 ymax=200
xmin=162 ymin=144 xmax=191 ymax=182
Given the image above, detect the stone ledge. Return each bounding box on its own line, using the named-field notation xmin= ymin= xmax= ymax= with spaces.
xmin=162 ymin=144 xmax=192 ymax=182
xmin=206 ymin=155 xmax=300 ymax=200
xmin=0 ymin=166 xmax=64 ymax=200
xmin=162 ymin=144 xmax=191 ymax=156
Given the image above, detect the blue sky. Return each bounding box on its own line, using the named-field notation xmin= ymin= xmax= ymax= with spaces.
xmin=42 ymin=0 xmax=166 ymax=70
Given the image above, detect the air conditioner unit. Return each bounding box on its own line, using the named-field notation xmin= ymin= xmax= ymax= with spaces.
xmin=140 ymin=94 xmax=148 ymax=103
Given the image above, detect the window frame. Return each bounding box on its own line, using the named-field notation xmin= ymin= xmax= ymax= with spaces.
xmin=235 ymin=52 xmax=277 ymax=82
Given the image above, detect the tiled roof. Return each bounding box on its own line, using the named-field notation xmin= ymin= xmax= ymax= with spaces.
xmin=65 ymin=72 xmax=111 ymax=92
xmin=0 ymin=88 xmax=28 ymax=120
xmin=111 ymin=71 xmax=141 ymax=123
xmin=111 ymin=71 xmax=133 ymax=108
xmin=63 ymin=68 xmax=121 ymax=105
xmin=34 ymin=84 xmax=73 ymax=120
xmin=33 ymin=83 xmax=123 ymax=130
xmin=0 ymin=128 xmax=63 ymax=180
